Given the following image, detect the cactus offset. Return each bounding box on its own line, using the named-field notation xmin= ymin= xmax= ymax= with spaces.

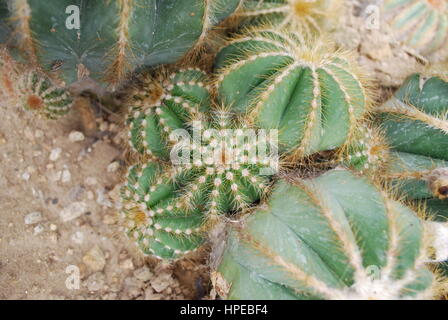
xmin=126 ymin=69 xmax=211 ymax=160
xmin=215 ymin=169 xmax=440 ymax=300
xmin=215 ymin=27 xmax=370 ymax=158
xmin=383 ymin=0 xmax=448 ymax=58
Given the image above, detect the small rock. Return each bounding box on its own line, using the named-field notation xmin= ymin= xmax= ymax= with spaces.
xmin=60 ymin=202 xmax=87 ymax=222
xmin=102 ymin=214 xmax=117 ymax=225
xmin=0 ymin=131 xmax=6 ymax=144
xmin=119 ymin=258 xmax=134 ymax=270
xmin=87 ymin=191 xmax=94 ymax=200
xmin=82 ymin=245 xmax=106 ymax=272
xmin=72 ymin=231 xmax=84 ymax=244
xmin=68 ymin=131 xmax=85 ymax=142
xmin=61 ymin=169 xmax=71 ymax=183
xmin=49 ymin=224 xmax=57 ymax=231
xmin=134 ymin=266 xmax=153 ymax=282
xmin=144 ymin=288 xmax=163 ymax=300
xmin=33 ymin=224 xmax=44 ymax=235
xmin=24 ymin=211 xmax=42 ymax=225
xmin=96 ymin=188 xmax=113 ymax=207
xmin=49 ymin=148 xmax=62 ymax=161
xmin=49 ymin=170 xmax=62 ymax=182
xmin=85 ymin=272 xmax=105 ymax=292
xmin=150 ymin=272 xmax=172 ymax=293
xmin=107 ymin=161 xmax=120 ymax=173
xmin=69 ymin=185 xmax=85 ymax=201
xmin=21 ymin=171 xmax=30 ymax=181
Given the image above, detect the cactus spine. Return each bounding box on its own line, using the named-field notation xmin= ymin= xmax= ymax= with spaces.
xmin=237 ymin=0 xmax=342 ymax=37
xmin=216 ymin=170 xmax=439 ymax=300
xmin=215 ymin=27 xmax=370 ymax=157
xmin=383 ymin=0 xmax=448 ymax=58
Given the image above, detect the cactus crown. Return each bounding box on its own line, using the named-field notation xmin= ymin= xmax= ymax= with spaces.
xmin=215 ymin=26 xmax=370 ymax=158
xmin=216 ymin=170 xmax=438 ymax=300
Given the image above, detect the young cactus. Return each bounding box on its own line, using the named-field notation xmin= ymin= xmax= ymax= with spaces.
xmin=126 ymin=69 xmax=211 ymax=160
xmin=215 ymin=27 xmax=370 ymax=158
xmin=2 ymin=0 xmax=241 ymax=85
xmin=383 ymin=0 xmax=448 ymax=58
xmin=377 ymin=73 xmax=448 ymax=216
xmin=237 ymin=0 xmax=342 ymax=37
xmin=215 ymin=169 xmax=439 ymax=300
xmin=17 ymin=70 xmax=73 ymax=119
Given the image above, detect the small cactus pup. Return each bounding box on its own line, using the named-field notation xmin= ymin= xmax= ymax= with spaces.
xmin=236 ymin=0 xmax=342 ymax=37
xmin=383 ymin=0 xmax=448 ymax=59
xmin=120 ymin=161 xmax=206 ymax=260
xmin=16 ymin=69 xmax=73 ymax=119
xmin=126 ymin=68 xmax=211 ymax=160
xmin=215 ymin=169 xmax=440 ymax=300
xmin=121 ymin=108 xmax=278 ymax=260
xmin=3 ymin=0 xmax=241 ymax=85
xmin=377 ymin=73 xmax=448 ymax=217
xmin=215 ymin=27 xmax=370 ymax=158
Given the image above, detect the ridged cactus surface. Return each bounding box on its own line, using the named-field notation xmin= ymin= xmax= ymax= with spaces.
xmin=127 ymin=69 xmax=211 ymax=160
xmin=378 ymin=74 xmax=448 ymax=216
xmin=216 ymin=170 xmax=436 ymax=300
xmin=2 ymin=0 xmax=241 ymax=84
xmin=383 ymin=0 xmax=448 ymax=57
xmin=215 ymin=28 xmax=369 ymax=157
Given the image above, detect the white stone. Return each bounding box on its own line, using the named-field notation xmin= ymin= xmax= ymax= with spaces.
xmin=107 ymin=161 xmax=120 ymax=173
xmin=68 ymin=131 xmax=85 ymax=142
xmin=82 ymin=245 xmax=106 ymax=272
xmin=60 ymin=202 xmax=87 ymax=222
xmin=49 ymin=148 xmax=62 ymax=161
xmin=61 ymin=169 xmax=71 ymax=183
xmin=24 ymin=211 xmax=42 ymax=225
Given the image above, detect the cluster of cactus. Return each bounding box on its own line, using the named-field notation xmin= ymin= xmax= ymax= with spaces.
xmin=383 ymin=0 xmax=448 ymax=59
xmin=2 ymin=0 xmax=448 ymax=300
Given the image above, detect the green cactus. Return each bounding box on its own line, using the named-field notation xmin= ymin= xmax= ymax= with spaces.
xmin=16 ymin=69 xmax=73 ymax=119
xmin=383 ymin=0 xmax=448 ymax=58
xmin=214 ymin=27 xmax=370 ymax=158
xmin=236 ymin=0 xmax=342 ymax=37
xmin=376 ymin=74 xmax=448 ymax=214
xmin=2 ymin=0 xmax=241 ymax=85
xmin=126 ymin=68 xmax=211 ymax=160
xmin=215 ymin=169 xmax=438 ymax=300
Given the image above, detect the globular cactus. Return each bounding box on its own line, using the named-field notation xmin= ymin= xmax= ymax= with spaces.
xmin=215 ymin=27 xmax=370 ymax=158
xmin=120 ymin=161 xmax=206 ymax=260
xmin=376 ymin=73 xmax=448 ymax=216
xmin=2 ymin=0 xmax=241 ymax=85
xmin=236 ymin=0 xmax=342 ymax=37
xmin=126 ymin=68 xmax=211 ymax=160
xmin=383 ymin=0 xmax=448 ymax=58
xmin=214 ymin=169 xmax=441 ymax=300
xmin=16 ymin=70 xmax=73 ymax=119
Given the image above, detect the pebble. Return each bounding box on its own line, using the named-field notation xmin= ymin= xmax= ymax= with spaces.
xmin=60 ymin=201 xmax=87 ymax=222
xmin=33 ymin=224 xmax=44 ymax=235
xmin=21 ymin=171 xmax=30 ymax=181
xmin=133 ymin=266 xmax=153 ymax=282
xmin=71 ymin=231 xmax=84 ymax=244
xmin=145 ymin=288 xmax=163 ymax=300
xmin=24 ymin=211 xmax=43 ymax=225
xmin=85 ymin=272 xmax=105 ymax=292
xmin=82 ymin=245 xmax=106 ymax=272
xmin=68 ymin=131 xmax=85 ymax=142
xmin=119 ymin=258 xmax=134 ymax=270
xmin=49 ymin=148 xmax=62 ymax=161
xmin=49 ymin=224 xmax=57 ymax=231
xmin=85 ymin=177 xmax=97 ymax=186
xmin=107 ymin=161 xmax=120 ymax=173
xmin=150 ymin=272 xmax=172 ymax=293
xmin=61 ymin=169 xmax=71 ymax=183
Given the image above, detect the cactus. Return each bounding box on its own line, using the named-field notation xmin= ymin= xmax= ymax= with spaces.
xmin=2 ymin=0 xmax=241 ymax=85
xmin=236 ymin=0 xmax=342 ymax=37
xmin=126 ymin=68 xmax=211 ymax=160
xmin=215 ymin=169 xmax=439 ymax=300
xmin=375 ymin=73 xmax=448 ymax=217
xmin=16 ymin=70 xmax=73 ymax=119
xmin=383 ymin=0 xmax=448 ymax=58
xmin=214 ymin=27 xmax=370 ymax=158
